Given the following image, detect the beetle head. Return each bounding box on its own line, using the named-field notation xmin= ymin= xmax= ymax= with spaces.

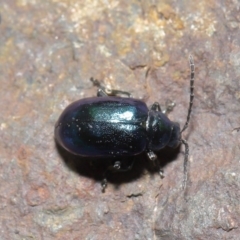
xmin=167 ymin=122 xmax=181 ymax=148
xmin=147 ymin=111 xmax=176 ymax=151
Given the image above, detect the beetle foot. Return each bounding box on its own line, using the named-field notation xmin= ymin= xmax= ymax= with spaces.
xmin=90 ymin=77 xmax=101 ymax=87
xmin=101 ymin=178 xmax=108 ymax=193
xmin=159 ymin=169 xmax=164 ymax=179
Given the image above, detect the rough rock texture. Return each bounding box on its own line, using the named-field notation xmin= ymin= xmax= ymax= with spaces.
xmin=0 ymin=0 xmax=240 ymax=239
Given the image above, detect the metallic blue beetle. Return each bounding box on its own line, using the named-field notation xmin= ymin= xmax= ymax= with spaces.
xmin=55 ymin=56 xmax=195 ymax=191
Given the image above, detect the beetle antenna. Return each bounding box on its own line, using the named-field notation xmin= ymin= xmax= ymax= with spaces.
xmin=181 ymin=139 xmax=189 ymax=190
xmin=181 ymin=55 xmax=195 ymax=133
xmin=180 ymin=55 xmax=194 ymax=190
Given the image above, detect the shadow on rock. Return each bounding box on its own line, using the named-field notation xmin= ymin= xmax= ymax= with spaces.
xmin=55 ymin=141 xmax=181 ymax=188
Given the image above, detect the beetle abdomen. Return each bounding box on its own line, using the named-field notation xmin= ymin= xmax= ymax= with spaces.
xmin=55 ymin=97 xmax=148 ymax=157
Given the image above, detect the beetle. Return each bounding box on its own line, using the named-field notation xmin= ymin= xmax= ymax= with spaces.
xmin=55 ymin=56 xmax=195 ymax=191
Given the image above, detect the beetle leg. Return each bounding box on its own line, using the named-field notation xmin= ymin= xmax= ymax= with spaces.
xmin=90 ymin=77 xmax=131 ymax=97
xmin=113 ymin=159 xmax=135 ymax=172
xmin=162 ymin=100 xmax=176 ymax=115
xmin=147 ymin=150 xmax=164 ymax=178
xmin=90 ymin=77 xmax=108 ymax=97
xmin=151 ymin=100 xmax=175 ymax=115
xmin=101 ymin=165 xmax=112 ymax=192
xmin=159 ymin=169 xmax=164 ymax=179
xmin=101 ymin=160 xmax=128 ymax=192
xmin=97 ymin=88 xmax=108 ymax=97
xmin=90 ymin=77 xmax=102 ymax=88
xmin=113 ymin=161 xmax=121 ymax=170
xmin=150 ymin=102 xmax=162 ymax=112
xmin=99 ymin=88 xmax=131 ymax=97
xmin=101 ymin=159 xmax=134 ymax=192
xmin=109 ymin=89 xmax=131 ymax=97
xmin=147 ymin=150 xmax=157 ymax=161
xmin=101 ymin=178 xmax=108 ymax=193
